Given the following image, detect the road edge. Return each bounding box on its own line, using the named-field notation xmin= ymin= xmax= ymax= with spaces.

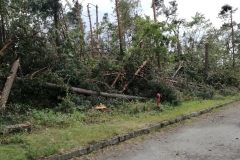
xmin=44 ymin=99 xmax=240 ymax=160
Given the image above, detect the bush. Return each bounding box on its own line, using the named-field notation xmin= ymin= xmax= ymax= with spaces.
xmin=196 ymin=85 xmax=215 ymax=99
xmin=143 ymin=80 xmax=180 ymax=105
xmin=185 ymin=84 xmax=215 ymax=100
xmin=219 ymin=87 xmax=238 ymax=96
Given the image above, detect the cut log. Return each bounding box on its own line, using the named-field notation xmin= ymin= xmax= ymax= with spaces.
xmin=0 ymin=121 xmax=31 ymax=135
xmin=0 ymin=59 xmax=19 ymax=110
xmin=95 ymin=103 xmax=109 ymax=112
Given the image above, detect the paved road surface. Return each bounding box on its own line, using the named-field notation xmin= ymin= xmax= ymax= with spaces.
xmin=78 ymin=104 xmax=240 ymax=160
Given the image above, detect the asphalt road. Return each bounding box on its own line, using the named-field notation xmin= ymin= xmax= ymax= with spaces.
xmin=78 ymin=103 xmax=240 ymax=160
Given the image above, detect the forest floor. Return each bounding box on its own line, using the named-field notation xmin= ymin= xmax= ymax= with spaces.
xmin=79 ymin=102 xmax=240 ymax=160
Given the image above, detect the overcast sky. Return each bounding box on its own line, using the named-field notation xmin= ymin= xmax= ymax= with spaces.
xmin=67 ymin=0 xmax=240 ymax=29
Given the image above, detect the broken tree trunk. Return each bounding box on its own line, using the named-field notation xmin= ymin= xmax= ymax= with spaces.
xmin=111 ymin=72 xmax=122 ymax=88
xmin=87 ymin=3 xmax=95 ymax=58
xmin=0 ymin=59 xmax=19 ymax=111
xmin=12 ymin=77 xmax=147 ymax=100
xmin=0 ymin=40 xmax=15 ymax=53
xmin=172 ymin=61 xmax=184 ymax=78
xmin=45 ymin=82 xmax=146 ymax=100
xmin=121 ymin=60 xmax=148 ymax=93
xmin=115 ymin=0 xmax=124 ymax=56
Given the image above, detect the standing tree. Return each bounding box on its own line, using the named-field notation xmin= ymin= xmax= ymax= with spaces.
xmin=218 ymin=4 xmax=238 ymax=68
xmin=87 ymin=3 xmax=95 ymax=58
xmin=115 ymin=0 xmax=124 ymax=57
xmin=152 ymin=0 xmax=157 ymax=22
xmin=38 ymin=0 xmax=61 ymax=47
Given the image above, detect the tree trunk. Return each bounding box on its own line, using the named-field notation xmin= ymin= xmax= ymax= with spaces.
xmin=87 ymin=4 xmax=95 ymax=58
xmin=230 ymin=12 xmax=235 ymax=68
xmin=205 ymin=42 xmax=209 ymax=76
xmin=172 ymin=61 xmax=184 ymax=78
xmin=115 ymin=0 xmax=124 ymax=57
xmin=45 ymin=82 xmax=146 ymax=100
xmin=76 ymin=0 xmax=85 ymax=58
xmin=77 ymin=1 xmax=84 ymax=36
xmin=1 ymin=13 xmax=5 ymax=43
xmin=96 ymin=5 xmax=100 ymax=55
xmin=0 ymin=59 xmax=19 ymax=111
xmin=177 ymin=37 xmax=181 ymax=57
xmin=54 ymin=1 xmax=60 ymax=47
xmin=152 ymin=0 xmax=157 ymax=22
xmin=0 ymin=40 xmax=15 ymax=53
xmin=0 ymin=1 xmax=3 ymax=49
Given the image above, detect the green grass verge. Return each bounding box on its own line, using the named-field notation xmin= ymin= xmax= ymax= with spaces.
xmin=0 ymin=94 xmax=239 ymax=160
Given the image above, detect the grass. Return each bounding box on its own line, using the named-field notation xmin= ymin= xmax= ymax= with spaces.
xmin=0 ymin=94 xmax=239 ymax=160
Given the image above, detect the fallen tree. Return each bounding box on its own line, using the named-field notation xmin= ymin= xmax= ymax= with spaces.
xmin=0 ymin=59 xmax=19 ymax=111
xmin=45 ymin=82 xmax=147 ymax=100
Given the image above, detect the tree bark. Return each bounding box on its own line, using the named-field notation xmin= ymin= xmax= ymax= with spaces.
xmin=87 ymin=4 xmax=95 ymax=58
xmin=230 ymin=12 xmax=235 ymax=68
xmin=76 ymin=0 xmax=85 ymax=58
xmin=0 ymin=0 xmax=5 ymax=48
xmin=54 ymin=0 xmax=60 ymax=47
xmin=172 ymin=61 xmax=184 ymax=78
xmin=0 ymin=59 xmax=19 ymax=110
xmin=0 ymin=122 xmax=31 ymax=135
xmin=205 ymin=42 xmax=209 ymax=76
xmin=177 ymin=38 xmax=181 ymax=57
xmin=152 ymin=0 xmax=157 ymax=22
xmin=0 ymin=40 xmax=15 ymax=53
xmin=1 ymin=13 xmax=5 ymax=43
xmin=96 ymin=5 xmax=99 ymax=54
xmin=45 ymin=82 xmax=146 ymax=100
xmin=115 ymin=0 xmax=124 ymax=56
xmin=77 ymin=1 xmax=84 ymax=36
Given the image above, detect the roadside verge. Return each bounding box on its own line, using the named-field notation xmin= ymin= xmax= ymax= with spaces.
xmin=44 ymin=99 xmax=240 ymax=160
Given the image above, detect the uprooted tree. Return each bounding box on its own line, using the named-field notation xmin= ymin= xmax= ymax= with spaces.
xmin=0 ymin=0 xmax=240 ymax=114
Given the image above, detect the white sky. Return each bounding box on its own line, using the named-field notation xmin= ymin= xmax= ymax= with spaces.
xmin=67 ymin=0 xmax=240 ymax=29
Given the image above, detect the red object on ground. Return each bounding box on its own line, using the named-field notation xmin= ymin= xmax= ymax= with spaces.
xmin=156 ymin=93 xmax=161 ymax=107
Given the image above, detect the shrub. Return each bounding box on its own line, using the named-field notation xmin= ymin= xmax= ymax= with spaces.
xmin=219 ymin=87 xmax=238 ymax=96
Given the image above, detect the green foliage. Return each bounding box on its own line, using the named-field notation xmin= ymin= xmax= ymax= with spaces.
xmin=206 ymin=69 xmax=240 ymax=89
xmin=0 ymin=0 xmax=240 ymax=129
xmin=195 ymin=86 xmax=215 ymax=99
xmin=145 ymin=80 xmax=179 ymax=105
xmin=219 ymin=87 xmax=238 ymax=96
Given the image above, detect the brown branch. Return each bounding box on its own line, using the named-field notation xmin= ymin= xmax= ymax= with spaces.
xmin=111 ymin=72 xmax=122 ymax=88
xmin=0 ymin=40 xmax=15 ymax=53
xmin=30 ymin=66 xmax=49 ymax=80
xmin=172 ymin=61 xmax=184 ymax=78
xmin=104 ymin=72 xmax=125 ymax=77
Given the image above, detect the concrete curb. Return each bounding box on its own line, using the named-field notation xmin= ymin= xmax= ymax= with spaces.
xmin=44 ymin=99 xmax=239 ymax=160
